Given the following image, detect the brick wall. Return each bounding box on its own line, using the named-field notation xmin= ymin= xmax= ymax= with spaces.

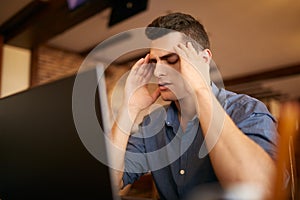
xmin=31 ymin=44 xmax=135 ymax=118
xmin=31 ymin=44 xmax=133 ymax=93
xmin=31 ymin=44 xmax=133 ymax=102
xmin=31 ymin=45 xmax=84 ymax=87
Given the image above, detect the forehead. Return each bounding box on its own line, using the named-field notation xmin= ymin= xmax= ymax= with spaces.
xmin=150 ymin=32 xmax=184 ymax=57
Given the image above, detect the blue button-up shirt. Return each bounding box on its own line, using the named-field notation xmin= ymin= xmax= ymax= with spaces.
xmin=122 ymin=83 xmax=278 ymax=200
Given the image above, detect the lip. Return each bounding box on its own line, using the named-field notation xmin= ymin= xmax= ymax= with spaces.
xmin=158 ymin=82 xmax=171 ymax=91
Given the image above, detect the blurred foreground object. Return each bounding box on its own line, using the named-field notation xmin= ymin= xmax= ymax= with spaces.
xmin=271 ymin=101 xmax=300 ymax=200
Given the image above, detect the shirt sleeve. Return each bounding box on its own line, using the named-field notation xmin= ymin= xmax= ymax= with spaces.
xmin=122 ymin=128 xmax=150 ymax=187
xmin=229 ymin=98 xmax=279 ymax=161
xmin=237 ymin=112 xmax=278 ymax=161
xmin=232 ymin=101 xmax=291 ymax=187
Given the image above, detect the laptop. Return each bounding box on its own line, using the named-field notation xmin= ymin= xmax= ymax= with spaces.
xmin=0 ymin=67 xmax=119 ymax=200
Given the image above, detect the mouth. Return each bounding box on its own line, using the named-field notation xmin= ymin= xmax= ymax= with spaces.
xmin=158 ymin=82 xmax=171 ymax=91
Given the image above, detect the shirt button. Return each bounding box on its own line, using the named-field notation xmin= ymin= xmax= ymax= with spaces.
xmin=179 ymin=169 xmax=185 ymax=175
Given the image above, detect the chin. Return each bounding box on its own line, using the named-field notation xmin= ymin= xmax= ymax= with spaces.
xmin=160 ymin=92 xmax=177 ymax=101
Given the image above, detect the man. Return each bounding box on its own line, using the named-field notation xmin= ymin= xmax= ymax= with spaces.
xmin=108 ymin=12 xmax=278 ymax=200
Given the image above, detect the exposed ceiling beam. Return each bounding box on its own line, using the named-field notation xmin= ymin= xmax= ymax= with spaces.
xmin=0 ymin=1 xmax=48 ymax=43
xmin=224 ymin=64 xmax=300 ymax=86
xmin=0 ymin=0 xmax=110 ymax=49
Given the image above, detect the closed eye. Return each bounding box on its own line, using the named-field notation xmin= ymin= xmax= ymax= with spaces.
xmin=149 ymin=53 xmax=179 ymax=65
xmin=166 ymin=54 xmax=179 ymax=64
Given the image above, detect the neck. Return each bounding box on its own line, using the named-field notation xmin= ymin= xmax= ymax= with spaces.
xmin=175 ymin=96 xmax=197 ymax=121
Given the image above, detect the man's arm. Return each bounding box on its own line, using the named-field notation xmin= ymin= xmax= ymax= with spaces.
xmin=175 ymin=42 xmax=276 ymax=198
xmin=195 ymin=90 xmax=276 ymax=196
xmin=108 ymin=104 xmax=138 ymax=190
xmin=108 ymin=54 xmax=160 ymax=189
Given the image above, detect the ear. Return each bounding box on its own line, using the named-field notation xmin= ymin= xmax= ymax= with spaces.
xmin=201 ymin=49 xmax=212 ymax=63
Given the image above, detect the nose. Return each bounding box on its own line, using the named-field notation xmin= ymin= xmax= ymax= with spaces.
xmin=153 ymin=62 xmax=167 ymax=78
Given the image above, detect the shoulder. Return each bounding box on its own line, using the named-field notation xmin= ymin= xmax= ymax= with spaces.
xmin=221 ymin=89 xmax=276 ymax=124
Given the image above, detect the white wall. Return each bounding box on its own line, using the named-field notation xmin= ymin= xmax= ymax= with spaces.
xmin=1 ymin=45 xmax=31 ymax=97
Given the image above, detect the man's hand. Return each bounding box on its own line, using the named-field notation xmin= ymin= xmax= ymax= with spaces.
xmin=108 ymin=54 xmax=161 ymax=184
xmin=174 ymin=42 xmax=211 ymax=92
xmin=124 ymin=54 xmax=160 ymax=115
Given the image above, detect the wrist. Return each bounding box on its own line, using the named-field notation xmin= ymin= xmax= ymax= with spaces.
xmin=120 ymin=102 xmax=141 ymax=123
xmin=193 ymin=86 xmax=215 ymax=111
xmin=194 ymin=84 xmax=211 ymax=98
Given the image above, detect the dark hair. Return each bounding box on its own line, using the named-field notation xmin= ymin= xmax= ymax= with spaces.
xmin=145 ymin=12 xmax=210 ymax=49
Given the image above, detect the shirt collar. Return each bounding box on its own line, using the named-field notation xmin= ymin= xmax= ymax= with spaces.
xmin=165 ymin=102 xmax=179 ymax=131
xmin=165 ymin=82 xmax=226 ymax=129
xmin=211 ymin=81 xmax=219 ymax=97
xmin=211 ymin=81 xmax=227 ymax=107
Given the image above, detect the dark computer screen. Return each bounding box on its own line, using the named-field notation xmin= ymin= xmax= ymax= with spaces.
xmin=0 ymin=68 xmax=116 ymax=199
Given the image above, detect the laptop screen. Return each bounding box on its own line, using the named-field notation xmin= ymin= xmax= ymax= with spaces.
xmin=0 ymin=68 xmax=118 ymax=200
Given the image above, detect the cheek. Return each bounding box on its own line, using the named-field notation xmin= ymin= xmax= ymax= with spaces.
xmin=174 ymin=62 xmax=181 ymax=72
xmin=165 ymin=63 xmax=181 ymax=76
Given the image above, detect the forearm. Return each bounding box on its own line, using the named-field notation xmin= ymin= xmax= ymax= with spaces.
xmin=195 ymin=89 xmax=276 ymax=193
xmin=108 ymin=104 xmax=140 ymax=189
xmin=108 ymin=54 xmax=158 ymax=189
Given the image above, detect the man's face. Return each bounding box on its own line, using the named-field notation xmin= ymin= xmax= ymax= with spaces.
xmin=149 ymin=32 xmax=190 ymax=101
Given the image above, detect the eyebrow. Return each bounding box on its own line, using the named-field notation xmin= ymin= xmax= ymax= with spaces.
xmin=160 ymin=53 xmax=178 ymax=60
xmin=150 ymin=53 xmax=178 ymax=62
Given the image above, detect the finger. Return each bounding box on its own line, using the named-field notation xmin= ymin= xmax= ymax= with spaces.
xmin=139 ymin=64 xmax=153 ymax=79
xmin=176 ymin=43 xmax=187 ymax=54
xmin=143 ymin=64 xmax=155 ymax=81
xmin=136 ymin=58 xmax=152 ymax=78
xmin=136 ymin=53 xmax=152 ymax=76
xmin=174 ymin=44 xmax=187 ymax=59
xmin=144 ymin=53 xmax=150 ymax=63
xmin=132 ymin=57 xmax=145 ymax=69
xmin=150 ymin=88 xmax=161 ymax=102
xmin=140 ymin=53 xmax=155 ymax=77
xmin=175 ymin=44 xmax=192 ymax=66
xmin=187 ymin=42 xmax=198 ymax=55
xmin=130 ymin=58 xmax=145 ymax=76
xmin=180 ymin=42 xmax=197 ymax=58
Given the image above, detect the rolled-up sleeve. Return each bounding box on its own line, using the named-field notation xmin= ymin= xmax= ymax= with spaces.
xmin=224 ymin=93 xmax=278 ymax=161
xmin=122 ymin=130 xmax=149 ymax=187
xmin=237 ymin=112 xmax=278 ymax=161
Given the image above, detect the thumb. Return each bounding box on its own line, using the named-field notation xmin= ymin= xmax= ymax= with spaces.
xmin=151 ymin=88 xmax=161 ymax=102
